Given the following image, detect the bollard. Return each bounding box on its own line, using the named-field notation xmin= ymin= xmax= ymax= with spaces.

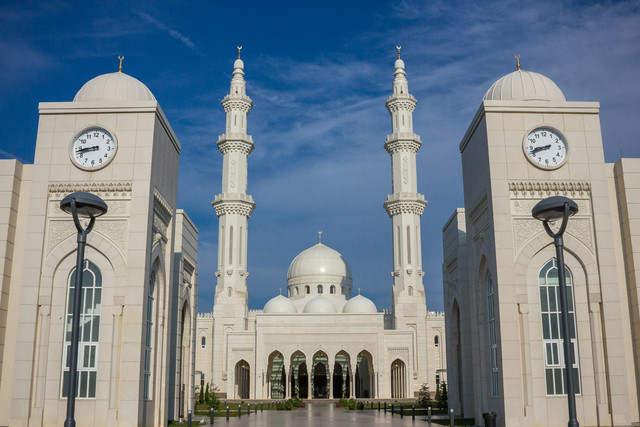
xmin=378 ymin=401 xmax=380 ymax=411
xmin=384 ymin=402 xmax=387 ymax=413
xmin=254 ymin=403 xmax=257 ymax=414
xmin=210 ymin=407 xmax=214 ymax=424
xmin=226 ymin=406 xmax=229 ymax=421
xmin=428 ymin=406 xmax=432 ymax=424
xmin=238 ymin=404 xmax=242 ymax=418
xmin=187 ymin=410 xmax=192 ymax=427
xmin=261 ymin=401 xmax=263 ymax=412
xmin=401 ymin=404 xmax=404 ymax=418
xmin=391 ymin=403 xmax=394 ymax=415
xmin=247 ymin=403 xmax=250 ymax=416
xmin=449 ymin=408 xmax=454 ymax=427
xmin=412 ymin=405 xmax=415 ymax=421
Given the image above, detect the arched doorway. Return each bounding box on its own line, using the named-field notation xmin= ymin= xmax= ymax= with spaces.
xmin=356 ymin=350 xmax=373 ymax=398
xmin=290 ymin=352 xmax=308 ymax=399
xmin=235 ymin=360 xmax=250 ymax=399
xmin=390 ymin=359 xmax=406 ymax=398
xmin=333 ymin=351 xmax=350 ymax=398
xmin=267 ymin=352 xmax=286 ymax=399
xmin=312 ymin=351 xmax=329 ymax=398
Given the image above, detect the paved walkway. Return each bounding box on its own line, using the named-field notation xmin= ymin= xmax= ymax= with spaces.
xmin=199 ymin=401 xmax=443 ymax=426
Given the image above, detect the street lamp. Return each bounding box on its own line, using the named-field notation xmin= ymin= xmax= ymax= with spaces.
xmin=60 ymin=192 xmax=108 ymax=427
xmin=532 ymin=196 xmax=579 ymax=427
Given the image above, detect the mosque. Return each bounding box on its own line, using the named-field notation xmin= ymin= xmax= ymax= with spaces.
xmin=194 ymin=50 xmax=447 ymax=401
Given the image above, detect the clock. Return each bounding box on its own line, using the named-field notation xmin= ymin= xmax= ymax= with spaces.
xmin=523 ymin=127 xmax=568 ymax=169
xmin=70 ymin=127 xmax=117 ymax=170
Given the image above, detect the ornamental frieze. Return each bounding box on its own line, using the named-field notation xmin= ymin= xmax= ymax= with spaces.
xmin=212 ymin=199 xmax=255 ymax=218
xmin=383 ymin=198 xmax=427 ymax=217
xmin=221 ymin=97 xmax=253 ymax=113
xmin=48 ymin=181 xmax=132 ymax=199
xmin=508 ymin=181 xmax=591 ymax=198
xmin=384 ymin=138 xmax=421 ymax=154
xmin=217 ymin=139 xmax=254 ymax=155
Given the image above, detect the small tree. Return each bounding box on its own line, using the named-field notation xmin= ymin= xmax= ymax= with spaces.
xmin=418 ymin=383 xmax=432 ymax=408
xmin=434 ymin=382 xmax=441 ymax=409
xmin=437 ymin=381 xmax=448 ymax=410
xmin=208 ymin=384 xmax=221 ymax=409
xmin=204 ymin=382 xmax=210 ymax=405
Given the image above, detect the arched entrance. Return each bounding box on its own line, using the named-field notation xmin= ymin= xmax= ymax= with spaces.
xmin=356 ymin=350 xmax=373 ymax=398
xmin=235 ymin=360 xmax=250 ymax=399
xmin=390 ymin=359 xmax=406 ymax=398
xmin=312 ymin=351 xmax=329 ymax=398
xmin=290 ymin=351 xmax=308 ymax=398
xmin=267 ymin=351 xmax=286 ymax=399
xmin=333 ymin=351 xmax=350 ymax=398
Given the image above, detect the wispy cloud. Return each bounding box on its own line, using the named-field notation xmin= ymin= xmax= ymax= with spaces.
xmin=135 ymin=11 xmax=197 ymax=51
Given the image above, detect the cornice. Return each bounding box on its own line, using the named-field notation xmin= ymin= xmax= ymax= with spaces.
xmin=385 ymin=96 xmax=417 ymax=113
xmin=212 ymin=195 xmax=255 ymax=218
xmin=508 ymin=181 xmax=591 ymax=198
xmin=383 ymin=194 xmax=427 ymax=217
xmin=216 ymin=136 xmax=254 ymax=155
xmin=384 ymin=134 xmax=422 ymax=154
xmin=221 ymin=96 xmax=253 ymax=113
xmin=48 ymin=181 xmax=132 ymax=198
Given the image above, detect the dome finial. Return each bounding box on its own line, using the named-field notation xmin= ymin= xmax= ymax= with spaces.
xmin=396 ymin=45 xmax=402 ymax=59
xmin=515 ymin=54 xmax=521 ymax=71
xmin=318 ymin=230 xmax=322 ymax=244
xmin=358 ymin=288 xmax=361 ymax=295
xmin=279 ymin=288 xmax=282 ymax=296
xmin=237 ymin=46 xmax=243 ymax=59
xmin=118 ymin=55 xmax=124 ymax=73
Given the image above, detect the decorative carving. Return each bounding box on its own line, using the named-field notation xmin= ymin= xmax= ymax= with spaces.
xmin=469 ymin=194 xmax=488 ymax=225
xmin=508 ymin=181 xmax=591 ymax=198
xmin=47 ymin=219 xmax=128 ymax=254
xmin=48 ymin=181 xmax=132 ymax=199
xmin=221 ymin=96 xmax=252 ymax=113
xmin=217 ymin=137 xmax=254 ymax=155
xmin=230 ymin=160 xmax=237 ymax=189
xmin=153 ymin=189 xmax=173 ymax=225
xmin=384 ymin=136 xmax=421 ymax=154
xmin=385 ymin=96 xmax=417 ymax=113
xmin=513 ymin=218 xmax=593 ymax=254
xmin=212 ymin=199 xmax=255 ymax=218
xmin=402 ymin=156 xmax=409 ymax=184
xmin=383 ymin=196 xmax=427 ymax=217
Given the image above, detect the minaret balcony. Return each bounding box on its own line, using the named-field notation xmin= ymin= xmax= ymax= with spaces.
xmin=217 ymin=134 xmax=254 ymax=155
xmin=383 ymin=193 xmax=427 ymax=217
xmin=385 ymin=95 xmax=417 ymax=112
xmin=384 ymin=133 xmax=422 ymax=154
xmin=221 ymin=94 xmax=253 ymax=112
xmin=212 ymin=194 xmax=255 ymax=218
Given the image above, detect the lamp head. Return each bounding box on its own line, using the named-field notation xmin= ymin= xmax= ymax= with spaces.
xmin=532 ymin=196 xmax=578 ymax=222
xmin=60 ymin=192 xmax=108 ymax=218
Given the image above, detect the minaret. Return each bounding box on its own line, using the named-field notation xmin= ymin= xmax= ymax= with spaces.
xmin=212 ymin=47 xmax=255 ymax=323
xmin=383 ymin=47 xmax=428 ymax=328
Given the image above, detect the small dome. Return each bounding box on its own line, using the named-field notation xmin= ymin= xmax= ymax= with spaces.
xmin=342 ymin=295 xmax=378 ymax=314
xmin=484 ymin=69 xmax=565 ymax=102
xmin=234 ymin=58 xmax=244 ymax=70
xmin=303 ymin=296 xmax=338 ymax=314
xmin=263 ymin=295 xmax=298 ymax=314
xmin=74 ymin=72 xmax=156 ymax=102
xmin=394 ymin=58 xmax=405 ymax=70
xmin=287 ymin=243 xmax=352 ymax=281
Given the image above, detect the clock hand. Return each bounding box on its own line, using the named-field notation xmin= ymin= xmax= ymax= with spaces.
xmin=76 ymin=145 xmax=100 ymax=153
xmin=530 ymin=144 xmax=551 ymax=155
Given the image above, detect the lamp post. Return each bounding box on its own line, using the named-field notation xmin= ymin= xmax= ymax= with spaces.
xmin=60 ymin=192 xmax=108 ymax=427
xmin=532 ymin=196 xmax=579 ymax=427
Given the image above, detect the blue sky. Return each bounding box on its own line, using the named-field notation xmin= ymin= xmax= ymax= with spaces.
xmin=1 ymin=1 xmax=639 ymax=313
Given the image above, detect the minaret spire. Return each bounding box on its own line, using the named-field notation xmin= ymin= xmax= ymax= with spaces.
xmin=383 ymin=50 xmax=427 ymax=328
xmin=212 ymin=50 xmax=255 ymax=308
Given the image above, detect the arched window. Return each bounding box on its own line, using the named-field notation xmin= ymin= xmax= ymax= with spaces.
xmin=228 ymin=287 xmax=232 ymax=297
xmin=317 ymin=284 xmax=323 ymax=294
xmin=408 ymin=286 xmax=413 ymax=296
xmin=201 ymin=336 xmax=206 ymax=349
xmin=539 ymin=259 xmax=580 ymax=395
xmin=294 ymin=286 xmax=299 ymax=296
xmin=330 ymin=285 xmax=335 ymax=294
xmin=341 ymin=287 xmax=345 ymax=295
xmin=434 ymin=335 xmax=439 ymax=348
xmin=487 ymin=274 xmax=499 ymax=396
xmin=305 ymin=285 xmax=310 ymax=295
xmin=62 ymin=260 xmax=101 ymax=398
xmin=144 ymin=271 xmax=156 ymax=400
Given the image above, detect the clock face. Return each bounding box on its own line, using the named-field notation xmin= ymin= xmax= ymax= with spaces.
xmin=523 ymin=127 xmax=568 ymax=169
xmin=70 ymin=127 xmax=117 ymax=170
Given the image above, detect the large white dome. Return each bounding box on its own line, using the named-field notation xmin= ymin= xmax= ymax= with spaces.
xmin=342 ymin=295 xmax=377 ymax=314
xmin=263 ymin=295 xmax=298 ymax=314
xmin=287 ymin=243 xmax=352 ymax=281
xmin=484 ymin=69 xmax=565 ymax=102
xmin=74 ymin=72 xmax=156 ymax=102
xmin=303 ymin=296 xmax=338 ymax=313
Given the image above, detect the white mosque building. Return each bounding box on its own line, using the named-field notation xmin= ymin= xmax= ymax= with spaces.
xmin=195 ymin=51 xmax=446 ymax=400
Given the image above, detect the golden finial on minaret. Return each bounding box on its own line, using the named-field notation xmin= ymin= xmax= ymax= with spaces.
xmin=237 ymin=46 xmax=243 ymax=59
xmin=396 ymin=45 xmax=402 ymax=58
xmin=318 ymin=230 xmax=323 ymax=244
xmin=118 ymin=55 xmax=124 ymax=73
xmin=515 ymin=54 xmax=521 ymax=71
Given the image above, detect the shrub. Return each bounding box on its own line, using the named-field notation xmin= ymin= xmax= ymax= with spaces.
xmin=339 ymin=398 xmax=348 ymax=408
xmin=357 ymin=401 xmax=364 ymax=410
xmin=438 ymin=381 xmax=448 ymax=411
xmin=348 ymin=398 xmax=357 ymax=410
xmin=418 ymin=383 xmax=432 ymax=408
